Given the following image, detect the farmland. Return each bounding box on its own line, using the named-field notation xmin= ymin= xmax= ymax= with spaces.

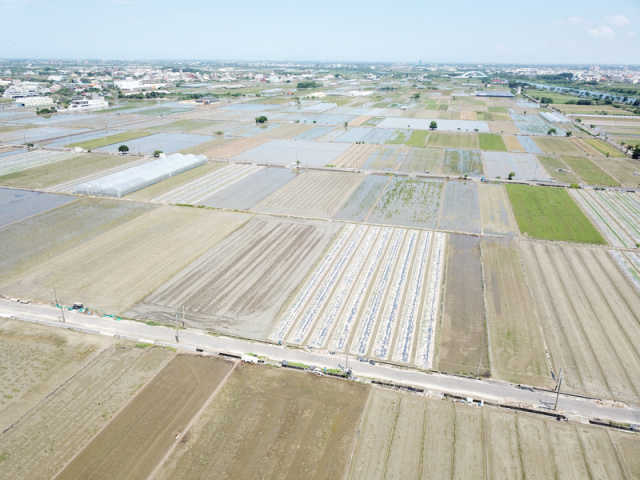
xmin=269 ymin=225 xmax=445 ymax=368
xmin=399 ymin=147 xmax=443 ymax=173
xmin=333 ymin=174 xmax=390 ymax=222
xmin=0 ymin=188 xmax=75 ymax=228
xmin=69 ymin=130 xmax=150 ymax=150
xmin=426 ymin=131 xmax=478 ymax=149
xmin=506 ymin=184 xmax=606 ymax=244
xmin=129 ymin=216 xmax=341 ymax=338
xmin=532 ymin=136 xmax=585 ymax=156
xmin=562 ymin=155 xmax=620 ymax=186
xmin=442 ymin=148 xmax=483 ymax=176
xmin=536 ymin=155 xmax=582 ymax=184
xmin=482 ymin=151 xmax=549 ymax=180
xmin=0 ymin=149 xmax=81 ymax=176
xmin=478 ymin=133 xmax=507 ymax=151
xmin=438 ymin=180 xmax=481 ymax=233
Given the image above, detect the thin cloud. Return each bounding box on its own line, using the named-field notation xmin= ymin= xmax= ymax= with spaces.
xmin=607 ymin=14 xmax=631 ymax=26
xmin=588 ymin=26 xmax=614 ymax=39
xmin=567 ymin=16 xmax=583 ymax=24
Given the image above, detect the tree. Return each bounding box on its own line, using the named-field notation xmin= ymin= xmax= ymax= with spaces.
xmin=508 ymin=172 xmax=515 ymax=180
xmin=412 ymin=93 xmax=420 ymax=99
xmin=632 ymin=145 xmax=640 ymax=159
xmin=429 ymin=121 xmax=438 ymax=130
xmin=255 ymin=116 xmax=268 ymax=124
xmin=566 ymin=131 xmax=572 ymax=137
xmin=118 ymin=145 xmax=129 ymax=154
xmin=153 ymin=150 xmax=163 ymax=157
xmin=344 ymin=121 xmax=349 ymax=128
xmin=547 ymin=128 xmax=557 ymax=136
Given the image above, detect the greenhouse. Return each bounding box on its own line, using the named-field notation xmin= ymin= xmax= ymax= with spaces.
xmin=74 ymin=153 xmax=207 ymax=198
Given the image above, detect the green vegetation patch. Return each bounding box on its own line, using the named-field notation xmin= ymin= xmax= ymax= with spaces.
xmin=561 ymin=156 xmax=619 ymax=186
xmin=70 ymin=131 xmax=150 ymax=151
xmin=407 ymin=130 xmax=430 ymax=147
xmin=505 ymin=184 xmax=605 ymax=244
xmin=478 ymin=133 xmax=507 ymax=152
xmin=488 ymin=106 xmax=508 ymax=113
xmin=536 ymin=155 xmax=582 ymax=184
xmin=583 ymin=138 xmax=626 ymax=158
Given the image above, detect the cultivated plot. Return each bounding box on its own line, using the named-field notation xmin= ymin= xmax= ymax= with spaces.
xmin=438 ymin=180 xmax=481 ymax=233
xmin=477 ymin=183 xmax=518 ymax=235
xmin=367 ymin=177 xmax=443 ymax=229
xmin=520 ymin=241 xmax=640 ymax=403
xmin=378 ymin=117 xmax=490 ymax=132
xmin=129 ymin=216 xmax=341 ymax=338
xmin=0 ymin=149 xmax=81 ymax=176
xmin=0 ymin=188 xmax=75 ymax=228
xmin=442 ymin=149 xmax=483 ymax=176
xmin=437 ymin=235 xmax=488 ymax=376
xmin=1 ymin=207 xmax=249 ymax=314
xmin=232 ymin=138 xmax=350 ymax=167
xmin=589 ymin=155 xmax=640 ymax=188
xmin=570 ymin=189 xmax=640 ymax=248
xmin=426 ymin=132 xmax=479 ymax=149
xmin=482 ymin=151 xmax=550 ymax=180
xmin=0 ymin=340 xmax=173 ymax=479
xmin=200 ymin=166 xmax=298 ymax=210
xmin=253 ymin=170 xmax=365 ymax=218
xmin=269 ymin=225 xmax=446 ymax=369
xmin=399 ymin=147 xmax=443 ymax=173
xmin=56 ymin=355 xmax=232 ymax=480
xmin=155 ymin=364 xmax=369 ymax=480
xmin=536 ymin=155 xmax=582 ymax=184
xmin=516 ymin=135 xmax=543 ymax=154
xmin=363 ymin=144 xmax=409 ymax=171
xmin=562 ymin=156 xmax=619 ymax=186
xmin=532 ymin=136 xmax=584 ymax=156
xmin=333 ymin=174 xmax=390 ymax=222
xmin=482 ymin=237 xmax=549 ymax=386
xmin=610 ymin=250 xmax=640 ymax=295
xmin=333 ymin=144 xmax=379 ymax=168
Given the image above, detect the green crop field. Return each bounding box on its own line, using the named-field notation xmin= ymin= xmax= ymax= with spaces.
xmin=532 ymin=136 xmax=585 ymax=156
xmin=426 ymin=132 xmax=478 ymax=149
xmin=407 ymin=130 xmax=429 ymax=147
xmin=488 ymin=106 xmax=508 ymax=113
xmin=583 ymin=138 xmax=626 ymax=157
xmin=536 ymin=155 xmax=582 ymax=184
xmin=478 ymin=133 xmax=507 ymax=152
xmin=561 ymin=156 xmax=620 ymax=186
xmin=70 ymin=131 xmax=150 ymax=150
xmin=505 ymin=184 xmax=606 ymax=244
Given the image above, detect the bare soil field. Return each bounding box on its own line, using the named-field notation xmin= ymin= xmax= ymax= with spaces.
xmin=571 ymin=137 xmax=602 ymax=156
xmin=589 ymin=155 xmax=640 ymax=188
xmin=0 ymin=207 xmax=249 ymax=314
xmin=519 ymin=241 xmax=640 ymax=402
xmin=348 ymin=387 xmax=639 ymax=479
xmin=333 ymin=174 xmax=390 ymax=222
xmin=333 ymin=143 xmax=379 ymax=168
xmin=0 ymin=153 xmax=132 ymax=190
xmin=128 ymin=216 xmax=341 ymax=338
xmin=438 ymin=180 xmax=482 ymax=234
xmin=56 ymin=354 xmax=232 ymax=480
xmin=502 ymin=134 xmax=525 ymax=152
xmin=0 ymin=341 xmax=173 ymax=479
xmin=477 ymin=183 xmax=518 ymax=235
xmin=155 ymin=364 xmax=369 ymax=480
xmin=437 ymin=234 xmax=489 ymax=376
xmin=0 ymin=318 xmax=115 ymax=432
xmin=253 ymin=170 xmax=365 ymax=218
xmin=532 ymin=136 xmax=585 ymax=156
xmin=481 ymin=237 xmax=550 ymax=386
xmin=0 ymin=198 xmax=155 ymax=279
xmin=178 ymin=136 xmax=230 ymax=156
xmin=488 ymin=121 xmax=521 ymax=134
xmin=202 ymin=136 xmax=266 ymax=159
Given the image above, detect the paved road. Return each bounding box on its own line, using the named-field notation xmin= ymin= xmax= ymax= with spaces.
xmin=2 ymin=298 xmax=639 ymax=427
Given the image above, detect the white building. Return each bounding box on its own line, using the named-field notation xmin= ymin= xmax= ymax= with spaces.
xmin=67 ymin=94 xmax=108 ymax=112
xmin=114 ymin=79 xmax=142 ymax=90
xmin=3 ymin=83 xmax=39 ymax=98
xmin=15 ymin=96 xmax=54 ymax=107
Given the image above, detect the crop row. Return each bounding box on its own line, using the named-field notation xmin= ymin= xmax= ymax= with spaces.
xmin=269 ymin=224 xmax=446 ymax=367
xmin=610 ymin=250 xmax=640 ymax=294
xmin=152 ymin=164 xmax=263 ymax=204
xmin=0 ymin=150 xmax=80 ymax=176
xmin=570 ymin=190 xmax=640 ymax=248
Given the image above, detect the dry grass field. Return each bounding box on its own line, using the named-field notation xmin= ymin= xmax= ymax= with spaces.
xmin=477 ymin=183 xmax=518 ymax=235
xmin=333 ymin=143 xmax=379 ymax=168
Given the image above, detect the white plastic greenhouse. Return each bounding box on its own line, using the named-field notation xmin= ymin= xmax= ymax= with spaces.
xmin=74 ymin=153 xmax=207 ymax=198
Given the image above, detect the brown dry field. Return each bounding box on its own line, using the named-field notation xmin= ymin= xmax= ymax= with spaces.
xmin=0 ymin=318 xmax=114 ymax=432
xmin=155 ymin=364 xmax=369 ymax=480
xmin=519 ymin=241 xmax=640 ymax=403
xmin=488 ymin=121 xmax=521 ymax=134
xmin=189 ymin=120 xmax=245 ymax=136
xmin=350 ymin=387 xmax=640 ymax=479
xmin=253 ymin=170 xmax=365 ymax=218
xmin=349 ymin=115 xmax=372 ymax=127
xmin=128 ymin=216 xmax=341 ymax=338
xmin=436 ymin=234 xmax=489 ymax=376
xmin=477 ymin=183 xmax=518 ymax=236
xmin=502 ymin=134 xmax=525 ymax=152
xmin=589 ymin=155 xmax=640 ymax=188
xmin=196 ymin=136 xmax=267 ymax=158
xmin=334 ymin=144 xmax=379 ymax=168
xmin=125 ymin=161 xmax=226 ymax=201
xmin=571 ymin=137 xmax=602 ymax=156
xmin=0 ymin=207 xmax=249 ymax=314
xmin=0 ymin=342 xmax=173 ymax=479
xmin=481 ymin=237 xmax=550 ymax=386
xmin=460 ymin=111 xmax=478 ymax=120
xmin=178 ymin=136 xmax=229 ymax=156
xmin=56 ymin=354 xmax=233 ymax=480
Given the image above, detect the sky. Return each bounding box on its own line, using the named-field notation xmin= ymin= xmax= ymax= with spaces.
xmin=0 ymin=0 xmax=638 ymax=64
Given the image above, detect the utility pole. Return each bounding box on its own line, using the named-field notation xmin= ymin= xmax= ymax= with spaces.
xmin=182 ymin=305 xmax=185 ymax=328
xmin=54 ymin=287 xmax=65 ymax=323
xmin=175 ymin=310 xmax=180 ymax=343
xmin=476 ymin=352 xmax=483 ymax=379
xmin=554 ymin=368 xmax=563 ymax=411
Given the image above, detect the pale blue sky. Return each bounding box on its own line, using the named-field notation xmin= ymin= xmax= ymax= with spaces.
xmin=0 ymin=0 xmax=638 ymax=64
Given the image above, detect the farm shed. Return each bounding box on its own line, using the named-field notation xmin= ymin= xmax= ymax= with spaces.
xmin=74 ymin=153 xmax=207 ymax=197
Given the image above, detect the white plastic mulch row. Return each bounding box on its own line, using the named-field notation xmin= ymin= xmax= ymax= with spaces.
xmin=0 ymin=150 xmax=80 ymax=176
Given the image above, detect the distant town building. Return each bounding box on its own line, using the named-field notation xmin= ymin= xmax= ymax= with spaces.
xmin=67 ymin=94 xmax=108 ymax=112
xmin=15 ymin=96 xmax=53 ymax=107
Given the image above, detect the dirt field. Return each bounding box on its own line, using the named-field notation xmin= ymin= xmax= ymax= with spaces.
xmin=438 ymin=180 xmax=482 ymax=234
xmin=333 ymin=143 xmax=379 ymax=168
xmin=128 ymin=216 xmax=341 ymax=338
xmin=349 ymin=387 xmax=640 ymax=479
xmin=253 ymin=170 xmax=365 ymax=218
xmin=477 ymin=183 xmax=518 ymax=235
xmin=502 ymin=134 xmax=525 ymax=152
xmin=0 ymin=207 xmax=249 ymax=314
xmin=437 ymin=234 xmax=489 ymax=376
xmin=0 ymin=318 xmax=115 ymax=432
xmin=0 ymin=341 xmax=173 ymax=479
xmin=56 ymin=354 xmax=232 ymax=480
xmin=201 ymin=136 xmax=267 ymax=159
xmin=488 ymin=120 xmax=521 ymax=134
xmin=519 ymin=241 xmax=640 ymax=402
xmin=532 ymin=136 xmax=585 ymax=156
xmin=481 ymin=237 xmax=550 ymax=386
xmin=155 ymin=364 xmax=369 ymax=480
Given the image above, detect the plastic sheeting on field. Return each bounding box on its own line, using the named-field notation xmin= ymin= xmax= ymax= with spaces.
xmin=74 ymin=153 xmax=207 ymax=198
xmin=540 ymin=111 xmax=569 ymax=123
